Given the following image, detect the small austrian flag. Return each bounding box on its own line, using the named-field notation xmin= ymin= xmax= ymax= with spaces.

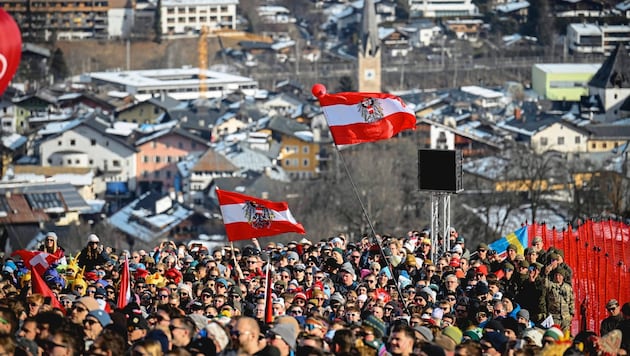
xmin=216 ymin=189 xmax=306 ymax=241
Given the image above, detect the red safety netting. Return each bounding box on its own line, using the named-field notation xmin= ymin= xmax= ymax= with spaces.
xmin=528 ymin=220 xmax=630 ymax=335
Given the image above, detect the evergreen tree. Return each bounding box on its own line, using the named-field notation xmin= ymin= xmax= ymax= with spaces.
xmin=49 ymin=48 xmax=70 ymax=83
xmin=337 ymin=76 xmax=355 ymax=92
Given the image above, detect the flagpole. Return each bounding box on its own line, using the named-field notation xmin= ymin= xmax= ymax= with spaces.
xmin=230 ymin=241 xmax=244 ymax=280
xmin=333 ymin=144 xmax=411 ymax=314
xmin=264 ymin=253 xmax=273 ymax=324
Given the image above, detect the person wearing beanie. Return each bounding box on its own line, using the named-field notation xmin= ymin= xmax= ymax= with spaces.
xmin=77 ymin=234 xmax=111 ymax=272
xmin=69 ymin=296 xmax=100 ymax=325
xmin=40 ymin=231 xmax=67 ymax=265
xmin=84 ymin=309 xmax=112 ymax=350
xmin=481 ymin=331 xmax=507 ymax=355
xmin=542 ymin=326 xmax=564 ymax=345
xmin=442 ymin=325 xmax=463 ymax=345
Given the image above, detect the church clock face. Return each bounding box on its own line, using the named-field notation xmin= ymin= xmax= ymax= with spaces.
xmin=364 ymin=69 xmax=375 ymax=80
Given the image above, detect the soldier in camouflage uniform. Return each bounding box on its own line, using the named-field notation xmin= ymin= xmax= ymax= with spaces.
xmin=544 ymin=267 xmax=574 ymax=332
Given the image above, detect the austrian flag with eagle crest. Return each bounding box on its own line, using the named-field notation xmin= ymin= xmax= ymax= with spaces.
xmin=243 ymin=201 xmax=275 ymax=229
xmin=311 ymin=84 xmax=416 ymax=145
xmin=216 ymin=188 xmax=305 ymax=241
xmin=358 ymin=97 xmax=384 ymax=123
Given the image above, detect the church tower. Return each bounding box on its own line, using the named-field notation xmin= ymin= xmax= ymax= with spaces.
xmin=357 ymin=0 xmax=381 ymax=93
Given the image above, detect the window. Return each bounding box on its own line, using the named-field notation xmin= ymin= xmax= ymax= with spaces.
xmin=152 ymin=142 xmax=157 ymax=148
xmin=89 ymin=159 xmax=93 ymax=165
xmin=557 ymin=137 xmax=564 ymax=145
xmin=143 ymin=156 xmax=149 ymax=163
xmin=178 ymin=142 xmax=184 ymax=149
xmin=58 ymin=140 xmax=62 ymax=146
xmin=154 ymin=171 xmax=160 ymax=178
xmin=112 ymin=160 xmax=120 ymax=167
xmin=303 ymin=146 xmax=309 ymax=154
xmin=303 ymin=159 xmax=309 ymax=166
xmin=167 ymin=156 xmax=173 ymax=163
xmin=284 ymin=159 xmax=291 ymax=167
xmin=155 ymin=156 xmax=161 ymax=163
xmin=575 ymin=136 xmax=581 ymax=144
xmin=591 ymin=143 xmax=596 ymax=149
xmin=540 ymin=137 xmax=548 ymax=146
xmin=75 ymin=159 xmax=80 ymax=164
xmin=143 ymin=170 xmax=149 ymax=178
xmin=603 ymin=143 xmax=607 ymax=149
xmin=166 ymin=171 xmax=172 ymax=179
xmin=67 ymin=159 xmax=72 ymax=165
xmin=91 ymin=139 xmax=96 ymax=146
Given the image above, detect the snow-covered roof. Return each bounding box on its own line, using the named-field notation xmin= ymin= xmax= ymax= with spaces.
xmin=1 ymin=133 xmax=27 ymax=150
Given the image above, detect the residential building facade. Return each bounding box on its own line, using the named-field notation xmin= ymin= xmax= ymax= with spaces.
xmin=531 ymin=121 xmax=589 ymax=154
xmin=135 ymin=128 xmax=209 ymax=193
xmin=38 ymin=113 xmax=137 ymax=196
xmin=160 ymin=0 xmax=238 ymax=35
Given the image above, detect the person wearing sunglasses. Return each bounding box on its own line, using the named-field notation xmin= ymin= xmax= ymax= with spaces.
xmin=84 ymin=309 xmax=112 ymax=349
xmin=39 ymin=231 xmax=67 ymax=265
xmin=43 ymin=326 xmax=84 ymax=356
xmin=77 ymin=234 xmax=111 ymax=272
xmin=304 ymin=316 xmax=328 ymax=339
xmin=600 ymin=299 xmax=623 ymax=337
xmin=69 ymin=296 xmax=100 ymax=326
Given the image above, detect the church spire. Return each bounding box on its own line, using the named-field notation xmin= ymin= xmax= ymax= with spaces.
xmin=357 ymin=0 xmax=382 ymax=92
xmin=360 ymin=0 xmax=380 ymax=57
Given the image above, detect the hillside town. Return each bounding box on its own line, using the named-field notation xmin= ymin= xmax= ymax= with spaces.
xmin=0 ymin=1 xmax=630 ymax=356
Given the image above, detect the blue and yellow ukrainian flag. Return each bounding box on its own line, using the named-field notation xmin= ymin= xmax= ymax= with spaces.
xmin=488 ymin=225 xmax=528 ymax=257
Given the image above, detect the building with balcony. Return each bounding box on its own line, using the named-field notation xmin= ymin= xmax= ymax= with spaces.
xmin=567 ymin=23 xmax=630 ymax=55
xmin=2 ymin=0 xmax=109 ymax=41
xmin=160 ymin=0 xmax=238 ymax=35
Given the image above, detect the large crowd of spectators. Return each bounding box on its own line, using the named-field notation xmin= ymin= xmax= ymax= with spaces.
xmin=0 ymin=228 xmax=629 ymax=356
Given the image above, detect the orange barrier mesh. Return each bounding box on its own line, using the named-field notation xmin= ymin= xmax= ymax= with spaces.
xmin=529 ymin=220 xmax=630 ymax=335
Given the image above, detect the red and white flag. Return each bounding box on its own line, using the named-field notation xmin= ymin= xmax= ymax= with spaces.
xmin=264 ymin=268 xmax=273 ymax=324
xmin=117 ymin=256 xmax=131 ymax=310
xmin=30 ymin=267 xmax=65 ymax=313
xmin=12 ymin=250 xmax=62 ymax=275
xmin=216 ymin=189 xmax=305 ymax=241
xmin=312 ymin=83 xmax=416 ymax=145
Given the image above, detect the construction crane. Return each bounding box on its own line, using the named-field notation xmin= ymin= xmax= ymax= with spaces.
xmin=198 ymin=25 xmax=209 ymax=98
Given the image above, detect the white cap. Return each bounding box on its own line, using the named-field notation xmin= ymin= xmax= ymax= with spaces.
xmin=88 ymin=234 xmax=100 ymax=243
xmin=46 ymin=232 xmax=58 ymax=241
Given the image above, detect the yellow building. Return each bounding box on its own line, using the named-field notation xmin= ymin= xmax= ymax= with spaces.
xmin=261 ymin=117 xmax=321 ymax=180
xmin=585 ymin=124 xmax=630 ymax=152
